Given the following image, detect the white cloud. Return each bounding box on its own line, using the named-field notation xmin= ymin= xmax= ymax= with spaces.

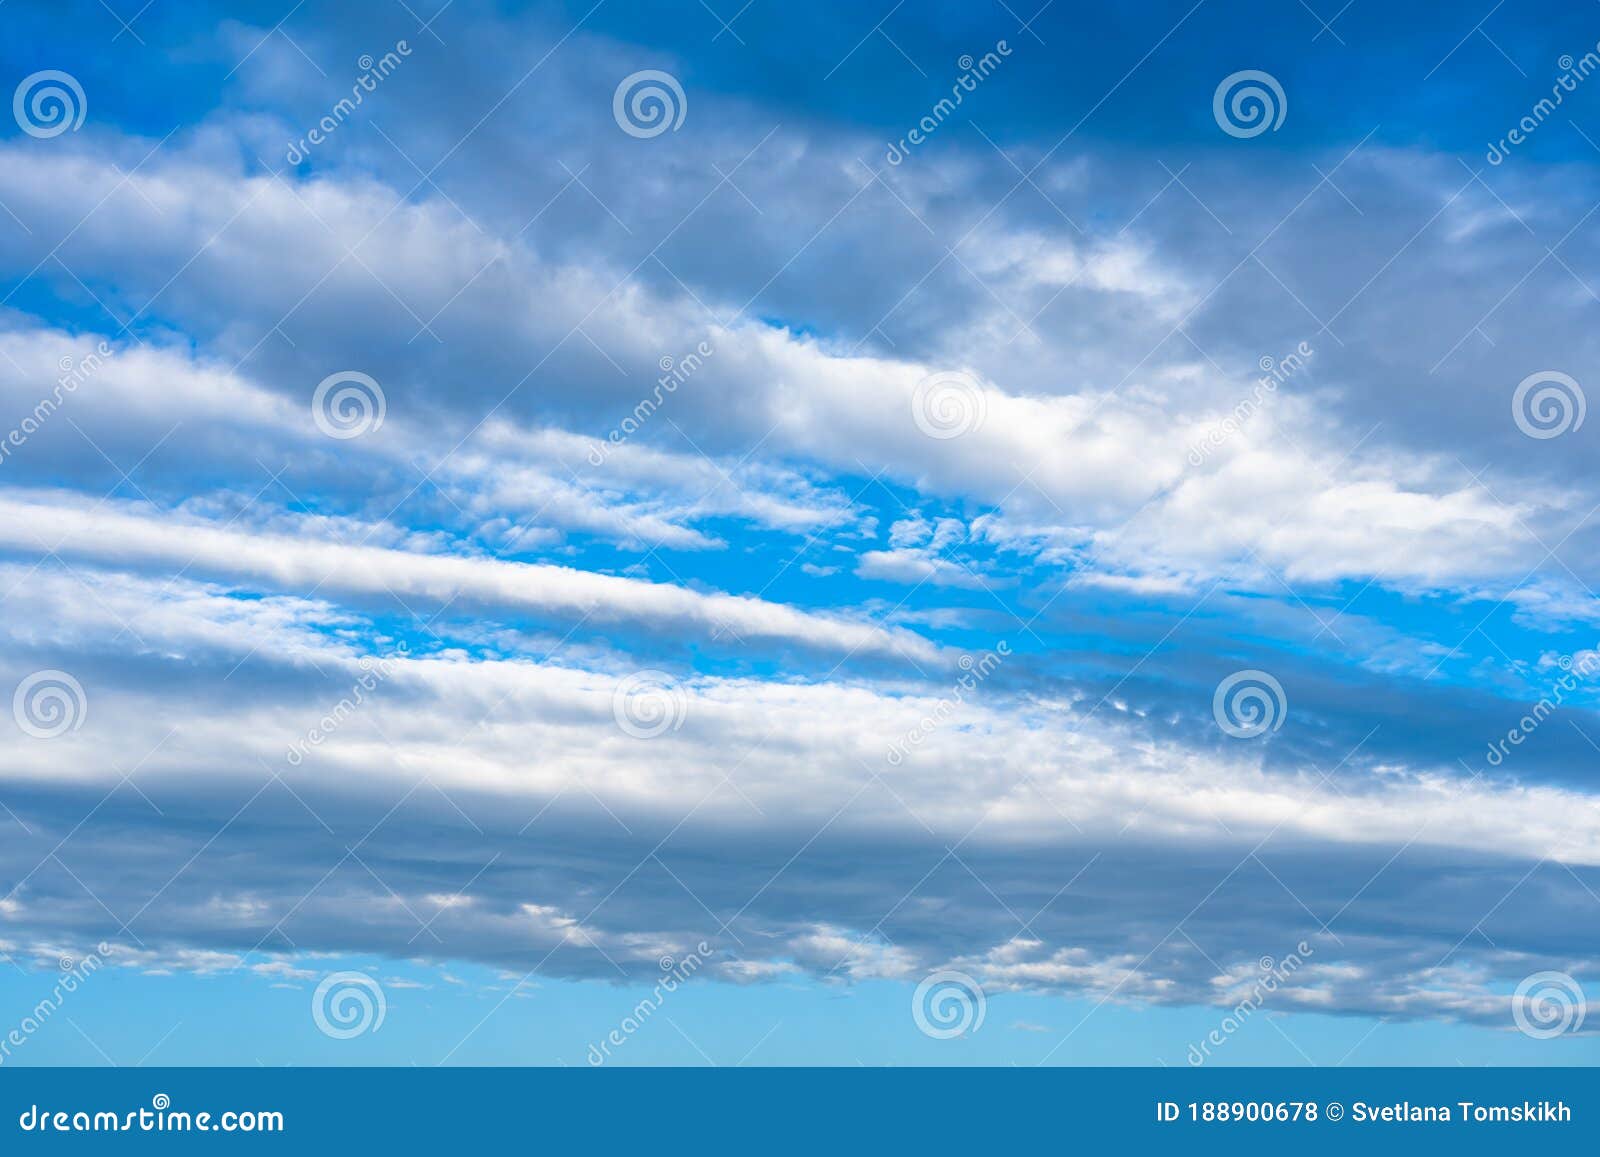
xmin=0 ymin=491 xmax=937 ymax=663
xmin=6 ymin=567 xmax=1600 ymax=871
xmin=0 ymin=146 xmax=1576 ymax=598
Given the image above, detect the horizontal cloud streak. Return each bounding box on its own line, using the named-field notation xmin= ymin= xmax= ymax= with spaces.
xmin=0 ymin=493 xmax=938 ymax=662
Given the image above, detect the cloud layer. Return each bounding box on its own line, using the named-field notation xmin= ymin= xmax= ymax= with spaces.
xmin=4 ymin=0 xmax=1600 ymax=1053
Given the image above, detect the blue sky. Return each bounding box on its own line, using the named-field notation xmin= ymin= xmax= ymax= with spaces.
xmin=1 ymin=0 xmax=1600 ymax=1066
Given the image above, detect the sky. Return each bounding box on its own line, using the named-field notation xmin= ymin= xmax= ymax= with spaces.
xmin=0 ymin=0 xmax=1599 ymax=1067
